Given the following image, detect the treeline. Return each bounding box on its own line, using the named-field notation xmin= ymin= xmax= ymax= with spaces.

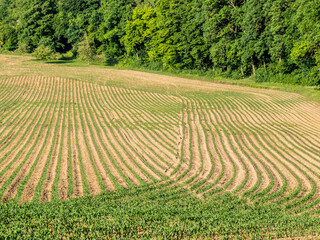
xmin=0 ymin=0 xmax=319 ymax=85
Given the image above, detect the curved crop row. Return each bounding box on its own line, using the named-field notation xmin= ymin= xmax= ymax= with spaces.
xmin=0 ymin=77 xmax=181 ymax=202
xmin=0 ymin=76 xmax=319 ymax=216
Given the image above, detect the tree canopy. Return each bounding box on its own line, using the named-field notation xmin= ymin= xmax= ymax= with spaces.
xmin=0 ymin=0 xmax=319 ymax=85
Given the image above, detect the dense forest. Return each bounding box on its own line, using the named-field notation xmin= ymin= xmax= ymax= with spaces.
xmin=0 ymin=0 xmax=319 ymax=85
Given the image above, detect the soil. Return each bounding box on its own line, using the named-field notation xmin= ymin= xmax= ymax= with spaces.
xmin=0 ymin=67 xmax=319 ymax=209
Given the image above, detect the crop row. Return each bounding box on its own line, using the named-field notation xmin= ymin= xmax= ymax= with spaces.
xmin=0 ymin=76 xmax=320 ymax=215
xmin=0 ymin=77 xmax=181 ymax=202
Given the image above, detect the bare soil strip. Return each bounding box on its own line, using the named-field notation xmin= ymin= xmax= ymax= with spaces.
xmin=115 ymin=87 xmax=178 ymax=150
xmin=233 ymin=95 xmax=316 ymax=201
xmin=0 ymin=77 xmax=26 ymax=122
xmin=0 ymin=77 xmax=53 ymax=190
xmin=191 ymin=99 xmax=223 ymax=193
xmin=58 ymin=79 xmax=71 ymax=200
xmin=225 ymin=95 xmax=296 ymax=197
xmin=0 ymin=77 xmax=34 ymax=137
xmin=40 ymin=78 xmax=66 ymax=202
xmin=172 ymin=100 xmax=202 ymax=185
xmin=82 ymin=82 xmax=128 ymax=189
xmin=214 ymin=96 xmax=268 ymax=194
xmin=0 ymin=77 xmax=46 ymax=158
xmin=110 ymin=88 xmax=175 ymax=172
xmin=0 ymin=77 xmax=15 ymax=102
xmin=73 ymin=81 xmax=102 ymax=196
xmin=88 ymin=83 xmax=140 ymax=186
xmin=212 ymin=97 xmax=252 ymax=193
xmin=1 ymin=74 xmax=320 ymax=211
xmin=169 ymin=99 xmax=190 ymax=181
xmin=93 ymin=85 xmax=149 ymax=184
xmin=79 ymin=82 xmax=116 ymax=191
xmin=184 ymin=99 xmax=213 ymax=189
xmin=212 ymin=97 xmax=273 ymax=196
xmin=0 ymin=77 xmax=25 ymax=112
xmin=19 ymin=79 xmax=61 ymax=202
xmin=102 ymin=86 xmax=162 ymax=182
xmin=0 ymin=77 xmax=58 ymax=202
xmin=69 ymin=80 xmax=85 ymax=198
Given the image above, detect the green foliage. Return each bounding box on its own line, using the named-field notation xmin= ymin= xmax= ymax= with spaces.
xmin=263 ymin=0 xmax=293 ymax=64
xmin=77 ymin=33 xmax=95 ymax=64
xmin=14 ymin=0 xmax=58 ymax=51
xmin=55 ymin=0 xmax=101 ymax=52
xmin=123 ymin=6 xmax=156 ymax=62
xmin=290 ymin=41 xmax=313 ymax=67
xmin=255 ymin=68 xmax=271 ymax=83
xmin=178 ymin=0 xmax=211 ymax=70
xmin=240 ymin=0 xmax=267 ymax=75
xmin=32 ymin=45 xmax=54 ymax=62
xmin=0 ymin=1 xmax=18 ymax=51
xmin=255 ymin=66 xmax=320 ymax=86
xmin=203 ymin=0 xmax=243 ymax=72
xmin=148 ymin=0 xmax=194 ymax=69
xmin=98 ymin=0 xmax=135 ymax=65
xmin=292 ymin=0 xmax=320 ymax=68
xmin=0 ymin=0 xmax=319 ymax=85
xmin=15 ymin=42 xmax=29 ymax=54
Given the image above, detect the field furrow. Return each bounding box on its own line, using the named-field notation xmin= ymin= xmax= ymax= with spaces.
xmin=0 ymin=74 xmax=319 ymax=216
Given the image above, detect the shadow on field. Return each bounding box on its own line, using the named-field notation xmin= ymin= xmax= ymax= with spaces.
xmin=46 ymin=60 xmax=74 ymax=64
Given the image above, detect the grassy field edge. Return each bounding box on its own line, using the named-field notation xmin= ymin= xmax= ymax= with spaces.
xmin=1 ymin=53 xmax=319 ymax=104
xmin=43 ymin=56 xmax=320 ymax=104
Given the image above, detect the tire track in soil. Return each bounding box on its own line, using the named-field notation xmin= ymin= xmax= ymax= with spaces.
xmin=168 ymin=100 xmax=191 ymax=183
xmin=184 ymin=99 xmax=212 ymax=189
xmin=171 ymin=100 xmax=201 ymax=186
xmin=1 ymin=74 xmax=320 ymax=211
